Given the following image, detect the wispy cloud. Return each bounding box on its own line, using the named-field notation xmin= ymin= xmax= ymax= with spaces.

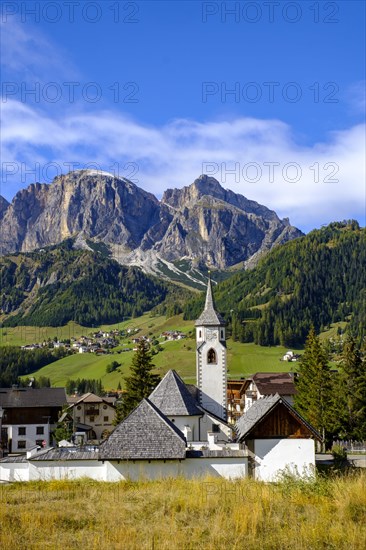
xmin=0 ymin=18 xmax=78 ymax=82
xmin=1 ymin=100 xmax=365 ymax=232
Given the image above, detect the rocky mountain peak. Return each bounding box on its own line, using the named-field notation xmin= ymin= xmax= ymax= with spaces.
xmin=0 ymin=171 xmax=303 ymax=273
xmin=162 ymin=175 xmax=226 ymax=209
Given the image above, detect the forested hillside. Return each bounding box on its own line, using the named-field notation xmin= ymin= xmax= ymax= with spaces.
xmin=0 ymin=239 xmax=190 ymax=327
xmin=183 ymin=221 xmax=366 ymax=346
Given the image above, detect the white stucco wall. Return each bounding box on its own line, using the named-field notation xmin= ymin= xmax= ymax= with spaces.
xmin=27 ymin=460 xmax=106 ymax=481
xmin=199 ymin=412 xmax=232 ymax=441
xmin=196 ymin=326 xmax=227 ymax=420
xmin=166 ymin=416 xmax=200 ymax=442
xmin=0 ymin=462 xmax=29 ymax=482
xmin=1 ymin=457 xmax=248 ymax=482
xmin=105 ymin=457 xmax=247 ymax=481
xmin=253 ymin=438 xmax=315 ymax=481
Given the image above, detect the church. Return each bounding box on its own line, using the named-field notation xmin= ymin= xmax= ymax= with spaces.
xmin=0 ymin=278 xmax=321 ymax=482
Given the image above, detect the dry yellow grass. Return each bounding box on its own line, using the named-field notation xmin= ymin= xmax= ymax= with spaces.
xmin=0 ymin=472 xmax=365 ymax=550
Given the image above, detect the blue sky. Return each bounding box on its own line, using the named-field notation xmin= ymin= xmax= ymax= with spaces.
xmin=1 ymin=0 xmax=365 ymax=231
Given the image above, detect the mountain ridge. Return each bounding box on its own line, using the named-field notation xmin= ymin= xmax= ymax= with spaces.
xmin=0 ymin=171 xmax=303 ymax=278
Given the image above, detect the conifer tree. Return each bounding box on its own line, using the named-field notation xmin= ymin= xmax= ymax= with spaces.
xmin=294 ymin=326 xmax=333 ymax=446
xmin=119 ymin=340 xmax=160 ymax=420
xmin=336 ymin=336 xmax=366 ymax=440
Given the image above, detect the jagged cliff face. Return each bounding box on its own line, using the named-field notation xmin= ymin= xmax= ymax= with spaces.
xmin=157 ymin=176 xmax=302 ymax=269
xmin=0 ymin=195 xmax=9 ymax=220
xmin=0 ymin=171 xmax=303 ymax=271
xmin=0 ymin=171 xmax=160 ymax=255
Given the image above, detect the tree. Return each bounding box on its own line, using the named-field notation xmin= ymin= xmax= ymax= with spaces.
xmin=335 ymin=336 xmax=366 ymax=440
xmin=294 ymin=326 xmax=334 ymax=447
xmin=120 ymin=340 xmax=160 ymax=419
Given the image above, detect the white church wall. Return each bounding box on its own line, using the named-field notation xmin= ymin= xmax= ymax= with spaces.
xmin=198 ymin=340 xmax=227 ymax=419
xmin=253 ymin=438 xmax=315 ymax=481
xmin=199 ymin=412 xmax=232 ymax=442
xmin=166 ymin=416 xmax=200 ymax=442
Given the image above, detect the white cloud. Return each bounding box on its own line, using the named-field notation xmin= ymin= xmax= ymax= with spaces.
xmin=0 ymin=17 xmax=78 ymax=85
xmin=1 ymin=100 xmax=365 ymax=232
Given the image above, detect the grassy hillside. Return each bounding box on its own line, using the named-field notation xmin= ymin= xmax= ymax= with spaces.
xmin=19 ymin=312 xmax=302 ymax=389
xmin=1 ymin=474 xmax=365 ymax=549
xmin=5 ymin=313 xmax=347 ymax=390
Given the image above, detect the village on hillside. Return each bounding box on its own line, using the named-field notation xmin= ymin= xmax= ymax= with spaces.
xmin=3 ymin=278 xmax=363 ymax=484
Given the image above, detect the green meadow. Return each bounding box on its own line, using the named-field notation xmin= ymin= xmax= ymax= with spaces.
xmin=0 ymin=313 xmax=346 ymax=389
xmin=20 ymin=339 xmax=299 ymax=389
xmin=3 ymin=313 xmax=303 ymax=389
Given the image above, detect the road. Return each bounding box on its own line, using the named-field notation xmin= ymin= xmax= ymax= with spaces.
xmin=316 ymin=453 xmax=366 ymax=468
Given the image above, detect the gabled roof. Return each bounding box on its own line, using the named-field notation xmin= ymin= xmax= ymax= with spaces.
xmin=0 ymin=387 xmax=67 ymax=408
xmin=149 ymin=370 xmax=203 ymax=416
xmin=195 ymin=277 xmax=225 ymax=326
xmin=67 ymin=392 xmax=116 ymax=408
xmin=98 ymin=398 xmax=186 ymax=461
xmin=235 ymin=394 xmax=321 ymax=441
xmin=251 ymin=372 xmax=296 ymax=396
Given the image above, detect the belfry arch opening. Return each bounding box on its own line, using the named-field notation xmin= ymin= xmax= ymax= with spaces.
xmin=207 ymin=348 xmax=217 ymax=364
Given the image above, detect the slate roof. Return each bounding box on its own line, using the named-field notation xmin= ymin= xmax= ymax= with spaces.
xmin=235 ymin=394 xmax=321 ymax=441
xmin=195 ymin=277 xmax=225 ymax=326
xmin=98 ymin=398 xmax=186 ymax=461
xmin=186 ymin=449 xmax=247 ymax=458
xmin=149 ymin=370 xmax=203 ymax=416
xmin=251 ymin=372 xmax=296 ymax=396
xmin=0 ymin=387 xmax=67 ymax=408
xmin=29 ymin=448 xmax=99 ymax=461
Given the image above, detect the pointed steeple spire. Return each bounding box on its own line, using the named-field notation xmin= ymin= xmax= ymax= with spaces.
xmin=195 ymin=274 xmax=226 ymax=326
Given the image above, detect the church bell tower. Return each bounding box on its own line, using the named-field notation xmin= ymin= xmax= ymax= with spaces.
xmin=196 ymin=276 xmax=227 ymax=420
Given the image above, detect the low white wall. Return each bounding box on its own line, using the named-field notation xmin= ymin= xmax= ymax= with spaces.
xmin=0 ymin=462 xmax=30 ymax=482
xmin=253 ymin=438 xmax=315 ymax=481
xmin=101 ymin=457 xmax=248 ymax=481
xmin=1 ymin=457 xmax=248 ymax=482
xmin=28 ymin=460 xmax=105 ymax=481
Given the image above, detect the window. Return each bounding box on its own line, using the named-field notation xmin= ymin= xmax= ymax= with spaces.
xmin=199 ymin=330 xmax=202 ymax=338
xmin=207 ymin=348 xmax=217 ymax=364
xmin=36 ymin=426 xmax=44 ymax=435
xmin=18 ymin=427 xmax=26 ymax=436
xmin=76 ymin=416 xmax=81 ymax=422
xmin=89 ymin=416 xmax=95 ymax=422
xmin=36 ymin=440 xmax=44 ymax=447
xmin=104 ymin=416 xmax=109 ymax=422
xmin=212 ymin=424 xmax=220 ymax=433
xmin=220 ymin=330 xmax=224 ymax=339
xmin=17 ymin=441 xmax=26 ymax=449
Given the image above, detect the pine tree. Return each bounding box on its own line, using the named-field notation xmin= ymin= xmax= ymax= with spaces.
xmin=120 ymin=340 xmax=160 ymax=419
xmin=294 ymin=326 xmax=333 ymax=447
xmin=336 ymin=336 xmax=366 ymax=440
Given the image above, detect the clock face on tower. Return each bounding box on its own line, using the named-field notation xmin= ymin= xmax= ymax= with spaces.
xmin=206 ymin=328 xmax=217 ymax=341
